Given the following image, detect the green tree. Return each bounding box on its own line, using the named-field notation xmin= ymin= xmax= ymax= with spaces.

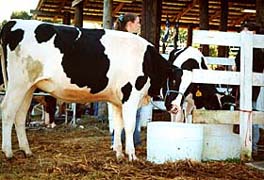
xmin=11 ymin=11 xmax=32 ymax=20
xmin=1 ymin=11 xmax=32 ymax=30
xmin=0 ymin=20 xmax=8 ymax=30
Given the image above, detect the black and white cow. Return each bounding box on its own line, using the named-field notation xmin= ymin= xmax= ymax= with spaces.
xmin=165 ymin=47 xmax=235 ymax=121
xmin=0 ymin=19 xmax=190 ymax=160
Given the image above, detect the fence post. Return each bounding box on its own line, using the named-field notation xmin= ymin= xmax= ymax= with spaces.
xmin=239 ymin=31 xmax=253 ymax=161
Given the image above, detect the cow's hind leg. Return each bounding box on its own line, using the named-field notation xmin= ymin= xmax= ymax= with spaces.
xmin=110 ymin=103 xmax=124 ymax=160
xmin=1 ymin=87 xmax=33 ymax=158
xmin=14 ymin=87 xmax=35 ymax=157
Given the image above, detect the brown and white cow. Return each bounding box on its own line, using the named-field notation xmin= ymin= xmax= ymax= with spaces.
xmin=0 ymin=19 xmax=191 ymax=160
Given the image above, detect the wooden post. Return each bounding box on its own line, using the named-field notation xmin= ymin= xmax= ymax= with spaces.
xmin=218 ymin=0 xmax=228 ymax=57
xmin=239 ymin=31 xmax=253 ymax=161
xmin=174 ymin=22 xmax=179 ymax=49
xmin=187 ymin=24 xmax=193 ymax=47
xmin=199 ymin=0 xmax=209 ymax=56
xmin=101 ymin=0 xmax=113 ymax=120
xmin=256 ymin=0 xmax=264 ymax=27
xmin=63 ymin=11 xmax=71 ymax=25
xmin=103 ymin=0 xmax=113 ymax=29
xmin=141 ymin=0 xmax=162 ymax=49
xmin=72 ymin=0 xmax=83 ymax=27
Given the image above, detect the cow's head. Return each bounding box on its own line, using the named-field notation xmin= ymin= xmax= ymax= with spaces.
xmin=162 ymin=65 xmax=193 ymax=116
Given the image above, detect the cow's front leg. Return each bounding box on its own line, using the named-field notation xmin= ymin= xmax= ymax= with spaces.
xmin=111 ymin=103 xmax=124 ymax=160
xmin=122 ymin=102 xmax=138 ymax=161
xmin=15 ymin=88 xmax=35 ymax=157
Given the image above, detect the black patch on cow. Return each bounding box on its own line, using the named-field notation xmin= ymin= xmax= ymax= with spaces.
xmin=164 ymin=66 xmax=184 ymax=111
xmin=135 ymin=75 xmax=147 ymax=90
xmin=34 ymin=23 xmax=109 ymax=94
xmin=201 ymin=57 xmax=208 ymax=69
xmin=142 ymin=45 xmax=171 ymax=96
xmin=189 ymin=84 xmax=222 ymax=110
xmin=168 ymin=47 xmax=188 ymax=64
xmin=0 ymin=21 xmax=24 ymax=84
xmin=1 ymin=21 xmax=24 ymax=52
xmin=35 ymin=24 xmax=57 ymax=43
xmin=121 ymin=82 xmax=132 ymax=103
xmin=181 ymin=59 xmax=199 ymax=70
xmin=220 ymin=95 xmax=236 ymax=110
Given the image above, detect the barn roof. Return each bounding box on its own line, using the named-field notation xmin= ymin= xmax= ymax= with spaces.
xmin=33 ymin=0 xmax=257 ymax=29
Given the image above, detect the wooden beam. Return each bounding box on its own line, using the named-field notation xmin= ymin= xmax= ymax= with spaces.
xmin=193 ymin=30 xmax=264 ymax=49
xmin=112 ymin=2 xmax=124 ymax=16
xmin=191 ymin=70 xmax=264 ymax=87
xmin=72 ymin=0 xmax=83 ymax=7
xmin=192 ymin=110 xmax=264 ymax=125
xmin=209 ymin=10 xmax=221 ymax=22
xmin=231 ymin=13 xmax=251 ymax=27
xmin=253 ymin=34 xmax=264 ymax=48
xmin=193 ymin=30 xmax=240 ymax=46
xmin=205 ymin=57 xmax=235 ymax=66
xmin=30 ymin=10 xmax=62 ymax=17
xmin=173 ymin=0 xmax=197 ymax=22
xmin=58 ymin=0 xmax=67 ymax=12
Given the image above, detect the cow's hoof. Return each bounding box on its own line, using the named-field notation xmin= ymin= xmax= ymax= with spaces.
xmin=2 ymin=150 xmax=13 ymax=159
xmin=128 ymin=153 xmax=138 ymax=161
xmin=16 ymin=148 xmax=33 ymax=158
xmin=116 ymin=152 xmax=125 ymax=161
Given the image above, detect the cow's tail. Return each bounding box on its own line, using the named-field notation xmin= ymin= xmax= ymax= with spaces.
xmin=0 ymin=37 xmax=7 ymax=90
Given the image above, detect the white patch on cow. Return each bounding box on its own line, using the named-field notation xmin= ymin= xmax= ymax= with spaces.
xmin=171 ymin=70 xmax=193 ymax=111
xmin=75 ymin=27 xmax=82 ymax=41
xmin=215 ymin=93 xmax=224 ymax=109
xmin=100 ymin=30 xmax=151 ymax=103
xmin=170 ymin=111 xmax=184 ymax=122
xmin=173 ymin=47 xmax=208 ymax=69
xmin=184 ymin=93 xmax=196 ymax=115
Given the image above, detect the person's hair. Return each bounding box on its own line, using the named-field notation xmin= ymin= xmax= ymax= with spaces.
xmin=114 ymin=13 xmax=138 ymax=32
xmin=240 ymin=20 xmax=262 ymax=34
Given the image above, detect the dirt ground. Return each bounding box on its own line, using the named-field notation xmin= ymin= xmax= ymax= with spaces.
xmin=1 ymin=117 xmax=264 ymax=180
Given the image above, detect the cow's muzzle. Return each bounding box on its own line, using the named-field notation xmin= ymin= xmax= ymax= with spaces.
xmin=168 ymin=104 xmax=181 ymax=114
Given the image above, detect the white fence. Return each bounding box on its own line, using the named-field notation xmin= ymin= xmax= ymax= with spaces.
xmin=192 ymin=30 xmax=264 ymax=161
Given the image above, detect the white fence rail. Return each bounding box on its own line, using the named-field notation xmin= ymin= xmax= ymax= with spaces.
xmin=192 ymin=30 xmax=264 ymax=161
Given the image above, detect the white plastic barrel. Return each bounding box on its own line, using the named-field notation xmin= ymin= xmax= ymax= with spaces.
xmin=202 ymin=124 xmax=240 ymax=161
xmin=147 ymin=122 xmax=204 ymax=164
